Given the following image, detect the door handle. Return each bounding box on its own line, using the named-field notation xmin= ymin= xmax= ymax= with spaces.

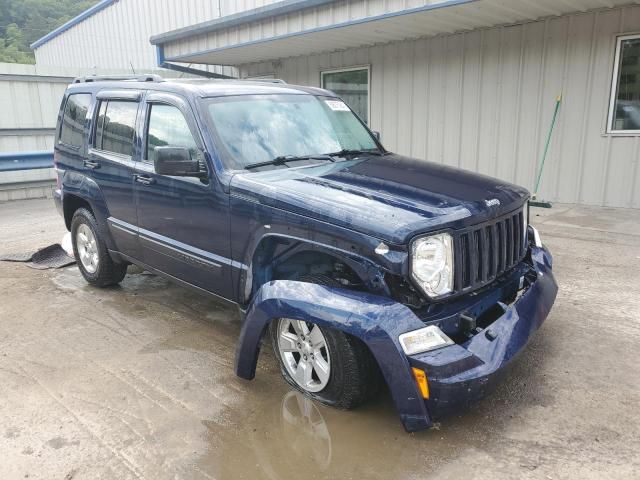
xmin=84 ymin=159 xmax=100 ymax=169
xmin=134 ymin=174 xmax=155 ymax=185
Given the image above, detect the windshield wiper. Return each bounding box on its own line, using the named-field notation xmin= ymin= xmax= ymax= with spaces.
xmin=244 ymin=154 xmax=335 ymax=170
xmin=326 ymin=148 xmax=384 ymax=158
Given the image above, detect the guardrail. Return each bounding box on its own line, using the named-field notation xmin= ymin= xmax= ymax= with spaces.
xmin=0 ymin=151 xmax=54 ymax=172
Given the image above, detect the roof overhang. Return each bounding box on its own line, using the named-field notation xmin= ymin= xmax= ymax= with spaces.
xmin=155 ymin=0 xmax=639 ymax=67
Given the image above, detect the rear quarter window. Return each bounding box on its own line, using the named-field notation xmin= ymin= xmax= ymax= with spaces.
xmin=59 ymin=93 xmax=92 ymax=147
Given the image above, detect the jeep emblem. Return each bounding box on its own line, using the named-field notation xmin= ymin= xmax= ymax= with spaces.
xmin=485 ymin=198 xmax=500 ymax=207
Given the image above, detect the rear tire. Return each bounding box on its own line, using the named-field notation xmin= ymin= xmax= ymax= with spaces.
xmin=270 ymin=274 xmax=382 ymax=409
xmin=71 ymin=208 xmax=127 ymax=287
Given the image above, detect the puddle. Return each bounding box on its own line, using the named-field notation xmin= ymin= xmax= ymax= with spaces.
xmin=194 ymin=387 xmax=475 ymax=480
xmin=49 ymin=266 xmax=88 ymax=292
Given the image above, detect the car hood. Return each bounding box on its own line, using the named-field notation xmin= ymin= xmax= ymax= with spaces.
xmin=229 ymin=154 xmax=529 ymax=244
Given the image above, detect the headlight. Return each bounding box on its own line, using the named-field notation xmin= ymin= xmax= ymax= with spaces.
xmin=530 ymin=225 xmax=543 ymax=248
xmin=410 ymin=233 xmax=454 ymax=298
xmin=399 ymin=326 xmax=454 ymax=355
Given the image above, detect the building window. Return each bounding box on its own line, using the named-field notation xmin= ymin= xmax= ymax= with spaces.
xmin=59 ymin=93 xmax=91 ymax=147
xmin=609 ymin=34 xmax=640 ymax=133
xmin=94 ymin=100 xmax=138 ymax=157
xmin=321 ymin=66 xmax=370 ymax=124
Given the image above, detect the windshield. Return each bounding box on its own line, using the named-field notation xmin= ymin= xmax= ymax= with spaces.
xmin=204 ymin=94 xmax=380 ymax=170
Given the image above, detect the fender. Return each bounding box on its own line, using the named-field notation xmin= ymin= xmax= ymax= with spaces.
xmin=62 ymin=170 xmax=117 ymax=251
xmin=229 ymin=192 xmax=410 ymax=304
xmin=235 ymin=280 xmax=432 ymax=432
xmin=240 ymin=233 xmax=393 ymax=303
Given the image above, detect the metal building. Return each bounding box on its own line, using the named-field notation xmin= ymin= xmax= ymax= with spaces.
xmin=30 ymin=0 xmax=640 ymax=208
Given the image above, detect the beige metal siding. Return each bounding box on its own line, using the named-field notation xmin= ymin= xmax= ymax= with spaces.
xmin=0 ymin=64 xmax=70 ymax=195
xmin=241 ymin=5 xmax=640 ymax=208
xmin=32 ymin=0 xmax=265 ymax=74
xmin=0 ymin=79 xmax=67 ymax=132
xmin=0 ymin=64 xmax=70 ymax=159
xmin=0 ymin=134 xmax=56 ymax=153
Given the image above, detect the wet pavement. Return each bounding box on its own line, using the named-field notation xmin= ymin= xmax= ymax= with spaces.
xmin=1 ymin=199 xmax=639 ymax=479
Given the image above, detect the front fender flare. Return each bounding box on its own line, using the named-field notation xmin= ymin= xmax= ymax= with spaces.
xmin=235 ymin=280 xmax=432 ymax=432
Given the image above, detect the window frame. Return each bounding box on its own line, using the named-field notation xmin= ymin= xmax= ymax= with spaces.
xmin=143 ymin=101 xmax=199 ymax=164
xmin=140 ymin=92 xmax=210 ymax=181
xmin=201 ymin=93 xmax=381 ymax=171
xmin=320 ymin=65 xmax=371 ymax=125
xmin=607 ymin=33 xmax=640 ymax=134
xmin=92 ymin=100 xmax=108 ymax=151
xmin=58 ymin=92 xmax=92 ymax=149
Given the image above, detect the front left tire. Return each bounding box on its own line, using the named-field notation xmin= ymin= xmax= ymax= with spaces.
xmin=70 ymin=208 xmax=127 ymax=287
xmin=270 ymin=317 xmax=382 ymax=410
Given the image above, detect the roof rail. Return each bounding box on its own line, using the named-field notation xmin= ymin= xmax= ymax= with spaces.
xmin=243 ymin=78 xmax=287 ymax=84
xmin=72 ymin=74 xmax=164 ymax=84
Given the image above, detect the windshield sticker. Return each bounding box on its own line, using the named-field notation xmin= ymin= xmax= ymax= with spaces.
xmin=324 ymin=100 xmax=350 ymax=112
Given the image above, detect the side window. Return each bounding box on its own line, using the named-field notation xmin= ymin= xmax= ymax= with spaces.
xmin=94 ymin=100 xmax=138 ymax=157
xmin=60 ymin=93 xmax=92 ymax=147
xmin=609 ymin=34 xmax=640 ymax=132
xmin=146 ymin=104 xmax=198 ymax=162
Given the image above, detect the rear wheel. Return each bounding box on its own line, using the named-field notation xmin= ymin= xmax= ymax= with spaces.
xmin=270 ymin=274 xmax=381 ymax=409
xmin=71 ymin=208 xmax=127 ymax=287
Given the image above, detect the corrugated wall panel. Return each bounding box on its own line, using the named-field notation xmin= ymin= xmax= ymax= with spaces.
xmin=0 ymin=134 xmax=55 ymax=152
xmin=0 ymin=80 xmax=68 ymax=133
xmin=0 ymin=63 xmax=186 ymax=157
xmin=0 ymin=63 xmax=198 ymax=194
xmin=458 ymin=30 xmax=481 ymax=173
xmin=240 ymin=5 xmax=640 ymax=207
xmin=33 ymin=0 xmax=269 ymax=73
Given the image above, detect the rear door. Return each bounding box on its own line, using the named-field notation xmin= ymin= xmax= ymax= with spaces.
xmin=87 ymin=90 xmax=142 ymax=257
xmin=134 ymin=92 xmax=232 ymax=298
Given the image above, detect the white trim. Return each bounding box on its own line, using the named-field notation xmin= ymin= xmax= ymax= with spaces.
xmin=607 ymin=33 xmax=640 ymax=134
xmin=320 ymin=65 xmax=371 ymax=125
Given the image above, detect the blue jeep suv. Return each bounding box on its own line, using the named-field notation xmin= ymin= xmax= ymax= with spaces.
xmin=53 ymin=75 xmax=557 ymax=432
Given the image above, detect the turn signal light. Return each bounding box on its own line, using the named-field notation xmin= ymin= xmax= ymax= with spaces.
xmin=411 ymin=367 xmax=430 ymax=399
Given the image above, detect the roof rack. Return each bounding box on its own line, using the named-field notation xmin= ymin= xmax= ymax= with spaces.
xmin=243 ymin=78 xmax=287 ymax=84
xmin=72 ymin=74 xmax=164 ymax=84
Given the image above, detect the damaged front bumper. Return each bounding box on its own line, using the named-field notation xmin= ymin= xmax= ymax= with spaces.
xmin=235 ymin=244 xmax=557 ymax=432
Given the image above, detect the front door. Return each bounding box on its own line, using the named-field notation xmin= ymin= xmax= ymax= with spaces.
xmin=134 ymin=92 xmax=232 ymax=299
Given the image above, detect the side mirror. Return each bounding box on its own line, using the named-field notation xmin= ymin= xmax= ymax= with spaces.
xmin=373 ymin=131 xmax=381 ymax=141
xmin=154 ymin=146 xmax=202 ymax=177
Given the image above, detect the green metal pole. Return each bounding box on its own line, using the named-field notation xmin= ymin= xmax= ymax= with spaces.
xmin=533 ymin=94 xmax=562 ymax=201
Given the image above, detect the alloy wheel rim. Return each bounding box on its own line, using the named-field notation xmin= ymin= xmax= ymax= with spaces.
xmin=277 ymin=318 xmax=331 ymax=393
xmin=76 ymin=224 xmax=99 ymax=274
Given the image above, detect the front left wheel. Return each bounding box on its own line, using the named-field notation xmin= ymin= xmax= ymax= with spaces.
xmin=70 ymin=208 xmax=127 ymax=287
xmin=270 ymin=317 xmax=381 ymax=410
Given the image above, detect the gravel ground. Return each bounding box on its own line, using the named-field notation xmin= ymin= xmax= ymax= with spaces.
xmin=0 ymin=198 xmax=639 ymax=480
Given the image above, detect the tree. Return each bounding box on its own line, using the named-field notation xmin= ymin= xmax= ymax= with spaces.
xmin=0 ymin=0 xmax=99 ymax=64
